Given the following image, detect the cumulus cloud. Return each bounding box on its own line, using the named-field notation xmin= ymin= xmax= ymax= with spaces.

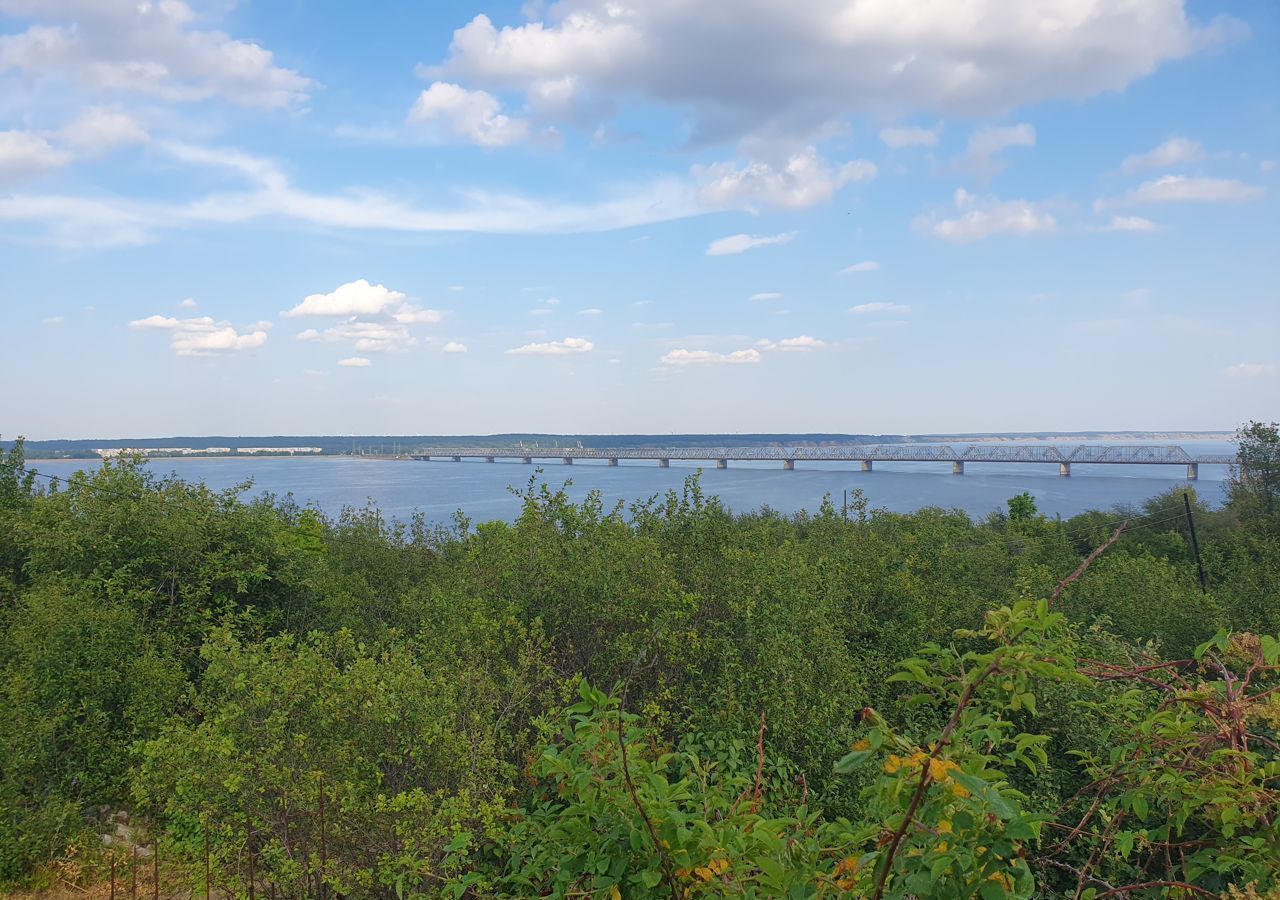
xmin=851 ymin=302 xmax=912 ymax=315
xmin=407 ymin=81 xmax=532 ymax=146
xmin=706 ymin=231 xmax=797 ymax=256
xmin=1096 ymin=215 xmax=1163 ymax=232
xmin=338 ymin=357 xmax=372 ymax=368
xmin=428 ymin=3 xmax=1238 ymax=141
xmin=392 ymin=304 xmax=445 ymax=324
xmin=284 ymin=280 xmax=407 ymax=317
xmin=0 ymin=130 xmax=70 ymax=183
xmin=880 ymin=124 xmax=942 ymax=148
xmin=179 ymin=297 xmax=197 ymax=309
xmin=1121 ymin=137 xmax=1204 ymax=174
xmin=659 ymin=348 xmax=762 ymax=366
xmin=756 ymin=335 xmax=825 ymax=352
xmin=916 ymin=188 xmax=1056 ymax=242
xmin=129 ymin=313 xmax=268 ymax=357
xmin=57 ymin=107 xmax=148 ymax=155
xmin=1226 ymin=362 xmax=1275 ymax=378
xmin=749 ymin=292 xmax=782 ymax=301
xmin=578 ymin=307 xmax=602 ymax=316
xmin=695 ymin=146 xmax=875 ymax=210
xmin=1096 ymin=175 xmax=1264 ymax=209
xmin=839 ymin=261 xmax=878 ymax=274
xmin=957 ymin=123 xmax=1035 ymax=179
xmin=297 ymin=320 xmax=417 ymax=353
xmin=442 ymin=341 xmax=468 ymax=353
xmin=0 ymin=0 xmax=313 ymax=108
xmin=41 ymin=314 xmax=64 ymax=325
xmin=506 ymin=336 xmax=594 ymax=355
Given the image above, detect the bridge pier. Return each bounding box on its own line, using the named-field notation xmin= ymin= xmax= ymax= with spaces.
xmin=783 ymin=459 xmax=794 ymax=470
xmin=1187 ymin=463 xmax=1198 ymax=481
xmin=522 ymin=456 xmax=532 ymax=464
xmin=451 ymin=456 xmax=461 ymax=462
xmin=1059 ymin=462 xmax=1071 ymax=477
xmin=952 ymin=461 xmax=965 ymax=475
xmin=562 ymin=457 xmax=573 ymax=465
xmin=484 ymin=456 xmax=494 ymax=463
xmin=860 ymin=460 xmax=873 ymax=472
xmin=716 ymin=458 xmax=728 ymax=469
xmin=608 ymin=458 xmax=619 ymax=466
xmin=658 ymin=458 xmax=670 ymax=468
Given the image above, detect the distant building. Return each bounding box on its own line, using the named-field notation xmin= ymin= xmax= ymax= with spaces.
xmin=235 ymin=447 xmax=323 ymax=455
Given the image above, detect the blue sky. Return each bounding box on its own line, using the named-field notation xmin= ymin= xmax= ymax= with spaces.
xmin=1 ymin=0 xmax=1276 ymax=439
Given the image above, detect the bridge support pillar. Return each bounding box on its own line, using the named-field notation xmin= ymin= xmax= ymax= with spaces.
xmin=783 ymin=459 xmax=794 ymax=470
xmin=716 ymin=458 xmax=728 ymax=469
xmin=562 ymin=457 xmax=573 ymax=465
xmin=452 ymin=456 xmax=462 ymax=462
xmin=608 ymin=458 xmax=619 ymax=466
xmin=522 ymin=457 xmax=532 ymax=464
xmin=484 ymin=456 xmax=495 ymax=463
xmin=952 ymin=461 xmax=965 ymax=475
xmin=658 ymin=458 xmax=670 ymax=468
xmin=1187 ymin=463 xmax=1198 ymax=481
xmin=860 ymin=460 xmax=873 ymax=472
xmin=1059 ymin=462 xmax=1071 ymax=477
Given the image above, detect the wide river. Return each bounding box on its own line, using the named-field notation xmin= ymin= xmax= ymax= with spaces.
xmin=29 ymin=440 xmax=1235 ymax=524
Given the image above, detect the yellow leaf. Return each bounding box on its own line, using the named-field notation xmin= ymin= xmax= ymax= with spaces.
xmin=610 ymin=886 xmax=622 ymax=900
xmin=694 ymin=866 xmax=714 ymax=881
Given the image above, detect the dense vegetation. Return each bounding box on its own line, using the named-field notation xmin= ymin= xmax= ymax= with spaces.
xmin=1 ymin=423 xmax=1277 ymax=898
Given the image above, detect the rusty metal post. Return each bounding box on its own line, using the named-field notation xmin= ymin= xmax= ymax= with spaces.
xmin=131 ymin=845 xmax=137 ymax=899
xmin=110 ymin=854 xmax=116 ymax=900
xmin=152 ymin=838 xmax=159 ymax=900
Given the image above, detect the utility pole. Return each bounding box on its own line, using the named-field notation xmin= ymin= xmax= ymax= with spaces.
xmin=1182 ymin=492 xmax=1207 ymax=594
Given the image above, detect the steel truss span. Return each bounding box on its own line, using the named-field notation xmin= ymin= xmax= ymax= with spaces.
xmin=408 ymin=444 xmax=1234 ymax=478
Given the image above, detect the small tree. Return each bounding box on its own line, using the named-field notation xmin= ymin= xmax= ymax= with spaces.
xmin=1227 ymin=420 xmax=1280 ymax=524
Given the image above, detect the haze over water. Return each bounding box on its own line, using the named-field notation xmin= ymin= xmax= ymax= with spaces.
xmin=30 ymin=440 xmax=1233 ymax=525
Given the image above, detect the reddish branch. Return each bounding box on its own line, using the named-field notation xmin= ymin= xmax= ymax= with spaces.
xmin=1050 ymin=521 xmax=1127 ymax=604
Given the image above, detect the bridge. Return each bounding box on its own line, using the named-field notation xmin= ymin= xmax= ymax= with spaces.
xmin=410 ymin=444 xmax=1236 ymax=479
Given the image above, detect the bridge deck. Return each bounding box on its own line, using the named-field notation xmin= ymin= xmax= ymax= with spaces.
xmin=409 ymin=444 xmax=1235 ymax=466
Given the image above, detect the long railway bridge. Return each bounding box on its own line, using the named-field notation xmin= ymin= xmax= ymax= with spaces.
xmin=410 ymin=444 xmax=1236 ymax=479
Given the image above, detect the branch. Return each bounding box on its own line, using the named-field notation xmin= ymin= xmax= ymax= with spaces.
xmin=1051 ymin=521 xmax=1127 ymax=605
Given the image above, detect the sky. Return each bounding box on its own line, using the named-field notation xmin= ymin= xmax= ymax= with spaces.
xmin=1 ymin=0 xmax=1277 ymax=440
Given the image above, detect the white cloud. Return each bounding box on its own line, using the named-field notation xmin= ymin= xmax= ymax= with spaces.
xmin=1096 ymin=215 xmax=1163 ymax=232
xmin=0 ymin=130 xmax=70 ymax=183
xmin=1226 ymin=362 xmax=1276 ymax=378
xmin=756 ymin=335 xmax=825 ymax=352
xmin=338 ymin=357 xmax=372 ymax=368
xmin=0 ymin=141 xmax=705 ymax=246
xmin=179 ymin=297 xmax=197 ymax=309
xmin=1097 ymin=175 xmax=1264 ymax=209
xmin=407 ymin=81 xmax=531 ymax=146
xmin=839 ymin=261 xmax=878 ymax=274
xmin=749 ymin=292 xmax=782 ymax=301
xmin=530 ymin=307 xmax=553 ymax=316
xmin=430 ymin=3 xmax=1237 ymax=141
xmin=695 ymin=146 xmax=875 ymax=210
xmin=57 ymin=107 xmax=147 ymax=155
xmin=0 ymin=0 xmax=313 ymax=108
xmin=706 ymin=231 xmax=797 ymax=256
xmin=578 ymin=307 xmax=602 ymax=316
xmin=851 ymin=302 xmax=911 ymax=315
xmin=659 ymin=348 xmax=762 ymax=366
xmin=284 ymin=280 xmax=407 ymax=318
xmin=392 ymin=304 xmax=445 ymax=324
xmin=41 ymin=314 xmax=64 ymax=325
xmin=880 ymin=124 xmax=942 ymax=148
xmin=297 ymin=320 xmax=417 ymax=354
xmin=957 ymin=123 xmax=1035 ymax=179
xmin=506 ymin=336 xmax=594 ymax=355
xmin=916 ymin=188 xmax=1056 ymax=242
xmin=442 ymin=341 xmax=468 ymax=353
xmin=129 ymin=313 xmax=268 ymax=357
xmin=1121 ymin=137 xmax=1204 ymax=174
